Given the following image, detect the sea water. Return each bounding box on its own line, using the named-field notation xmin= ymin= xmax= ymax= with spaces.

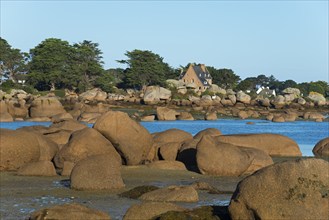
xmin=1 ymin=119 xmax=328 ymax=156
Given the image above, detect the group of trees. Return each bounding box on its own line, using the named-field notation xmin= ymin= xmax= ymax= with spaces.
xmin=17 ymin=38 xmax=106 ymax=92
xmin=0 ymin=37 xmax=328 ymax=97
xmin=235 ymin=74 xmax=328 ymax=96
xmin=0 ymin=38 xmax=27 ymax=83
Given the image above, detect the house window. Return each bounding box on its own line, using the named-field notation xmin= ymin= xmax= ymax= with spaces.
xmin=192 ymin=79 xmax=194 ymax=83
xmin=199 ymin=74 xmax=201 ymax=77
xmin=199 ymin=87 xmax=201 ymax=90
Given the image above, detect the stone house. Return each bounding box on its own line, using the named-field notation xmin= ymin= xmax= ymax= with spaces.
xmin=179 ymin=64 xmax=212 ymax=92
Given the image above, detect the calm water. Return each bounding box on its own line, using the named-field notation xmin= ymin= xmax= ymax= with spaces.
xmin=1 ymin=119 xmax=328 ymax=156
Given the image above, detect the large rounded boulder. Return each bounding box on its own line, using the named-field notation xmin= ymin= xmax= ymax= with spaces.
xmin=29 ymin=203 xmax=111 ymax=220
xmin=193 ymin=128 xmax=222 ymax=141
xmin=217 ymin=133 xmax=301 ymax=156
xmin=0 ymin=129 xmax=57 ymax=171
xmin=49 ymin=118 xmax=87 ymax=132
xmin=70 ymin=154 xmax=124 ymax=190
xmin=54 ymin=127 xmax=121 ymax=169
xmin=93 ymin=111 xmax=153 ymax=165
xmin=228 ymin=158 xmax=329 ymax=220
xmin=153 ymin=128 xmax=193 ymax=145
xmin=29 ymin=96 xmax=66 ymax=118
xmin=313 ymin=137 xmax=329 ymax=157
xmin=143 ymin=86 xmax=171 ymax=105
xmin=156 ymin=107 xmax=179 ymax=121
xmin=123 ymin=202 xmax=185 ymax=220
xmin=7 ymin=99 xmax=28 ymax=119
xmin=18 ymin=161 xmax=57 ymax=176
xmin=0 ymin=101 xmax=13 ymax=122
xmin=196 ymin=135 xmax=253 ymax=176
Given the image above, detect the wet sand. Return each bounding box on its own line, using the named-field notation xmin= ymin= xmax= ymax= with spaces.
xmin=0 ymin=166 xmax=242 ymax=220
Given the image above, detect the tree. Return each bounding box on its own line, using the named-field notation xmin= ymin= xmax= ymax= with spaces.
xmin=207 ymin=66 xmax=240 ymax=89
xmin=118 ymin=49 xmax=171 ymax=89
xmin=94 ymin=71 xmax=115 ymax=93
xmin=27 ymin=38 xmax=75 ymax=90
xmin=105 ymin=68 xmax=125 ymax=85
xmin=0 ymin=38 xmax=27 ymax=83
xmin=256 ymin=74 xmax=270 ymax=87
xmin=236 ymin=77 xmax=257 ymax=91
xmin=27 ymin=38 xmax=106 ymax=91
xmin=308 ymin=81 xmax=328 ymax=96
xmin=72 ymin=40 xmax=104 ymax=91
xmin=282 ymin=79 xmax=297 ymax=89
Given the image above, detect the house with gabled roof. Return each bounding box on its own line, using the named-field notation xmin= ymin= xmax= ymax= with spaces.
xmin=179 ymin=63 xmax=212 ymax=92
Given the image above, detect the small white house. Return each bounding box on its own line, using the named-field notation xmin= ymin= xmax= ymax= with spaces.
xmin=256 ymin=86 xmax=276 ymax=96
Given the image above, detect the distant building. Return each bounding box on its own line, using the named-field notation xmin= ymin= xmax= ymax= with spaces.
xmin=179 ymin=64 xmax=212 ymax=92
xmin=256 ymin=86 xmax=276 ymax=97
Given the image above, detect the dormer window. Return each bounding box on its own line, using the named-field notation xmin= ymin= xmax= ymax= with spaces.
xmin=199 ymin=74 xmax=201 ymax=77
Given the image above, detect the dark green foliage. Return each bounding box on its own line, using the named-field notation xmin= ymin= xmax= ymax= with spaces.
xmin=308 ymin=81 xmax=328 ymax=96
xmin=118 ymin=185 xmax=159 ymax=199
xmin=207 ymin=66 xmax=240 ymax=89
xmin=236 ymin=77 xmax=257 ymax=91
xmin=52 ymin=89 xmax=66 ymax=98
xmin=201 ymin=90 xmax=216 ymax=96
xmin=72 ymin=40 xmax=104 ymax=90
xmin=165 ymin=67 xmax=181 ymax=80
xmin=282 ymin=79 xmax=298 ymax=89
xmin=297 ymin=81 xmax=329 ymax=96
xmin=2 ymin=37 xmax=327 ymax=96
xmin=94 ymin=71 xmax=115 ymax=93
xmin=171 ymin=89 xmax=197 ymax=100
xmin=27 ymin=38 xmax=75 ymax=90
xmin=0 ymin=80 xmax=36 ymax=94
xmin=105 ymin=68 xmax=125 ymax=85
xmin=237 ymin=75 xmax=298 ymax=94
xmin=27 ymin=38 xmax=106 ymax=92
xmin=0 ymin=37 xmax=27 ymax=83
xmin=118 ymin=50 xmax=173 ymax=89
xmin=0 ymin=80 xmax=17 ymax=93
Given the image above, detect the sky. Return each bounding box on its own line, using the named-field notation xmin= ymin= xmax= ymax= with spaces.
xmin=1 ymin=0 xmax=328 ymax=83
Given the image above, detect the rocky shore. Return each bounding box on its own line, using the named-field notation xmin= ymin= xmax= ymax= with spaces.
xmin=1 ymin=106 xmax=329 ymax=219
xmin=0 ymin=85 xmax=328 ymax=124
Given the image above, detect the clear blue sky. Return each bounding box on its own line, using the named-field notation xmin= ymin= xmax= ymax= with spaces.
xmin=1 ymin=0 xmax=328 ymax=83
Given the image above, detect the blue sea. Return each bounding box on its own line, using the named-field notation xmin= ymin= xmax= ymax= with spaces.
xmin=1 ymin=119 xmax=328 ymax=156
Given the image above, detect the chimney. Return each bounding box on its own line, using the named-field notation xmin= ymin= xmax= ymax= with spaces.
xmin=200 ymin=64 xmax=206 ymax=72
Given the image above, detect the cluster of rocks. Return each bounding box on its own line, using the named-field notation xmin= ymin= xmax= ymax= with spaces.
xmin=1 ymin=109 xmax=329 ymax=219
xmin=1 ymin=86 xmax=327 ymax=123
xmin=0 ymin=90 xmax=69 ymax=122
xmin=27 ymin=158 xmax=329 ymax=220
xmin=2 ymin=109 xmax=318 ymax=177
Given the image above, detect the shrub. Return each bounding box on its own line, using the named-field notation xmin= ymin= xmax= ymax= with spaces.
xmin=201 ymin=90 xmax=216 ymax=96
xmin=0 ymin=81 xmax=37 ymax=94
xmin=0 ymin=80 xmax=16 ymax=93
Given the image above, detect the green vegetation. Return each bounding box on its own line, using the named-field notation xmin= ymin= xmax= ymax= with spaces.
xmin=118 ymin=185 xmax=159 ymax=199
xmin=118 ymin=49 xmax=175 ymax=89
xmin=207 ymin=66 xmax=241 ymax=89
xmin=0 ymin=37 xmax=27 ymax=83
xmin=0 ymin=80 xmax=36 ymax=94
xmin=0 ymin=37 xmax=328 ymax=97
xmin=27 ymin=38 xmax=105 ymax=92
